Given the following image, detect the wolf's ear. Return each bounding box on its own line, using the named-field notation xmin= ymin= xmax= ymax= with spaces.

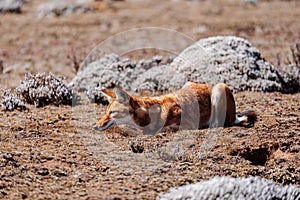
xmin=101 ymin=89 xmax=115 ymax=103
xmin=114 ymin=87 xmax=130 ymax=104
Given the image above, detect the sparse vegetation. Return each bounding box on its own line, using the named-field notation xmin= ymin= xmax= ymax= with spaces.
xmin=0 ymin=60 xmax=3 ymax=75
xmin=36 ymin=0 xmax=91 ymax=18
xmin=290 ymin=42 xmax=300 ymax=69
xmin=15 ymin=72 xmax=75 ymax=107
xmin=0 ymin=89 xmax=25 ymax=111
xmin=275 ymin=41 xmax=300 ymax=93
xmin=0 ymin=0 xmax=300 ymax=199
xmin=0 ymin=0 xmax=24 ymax=13
xmin=67 ymin=48 xmax=84 ymax=74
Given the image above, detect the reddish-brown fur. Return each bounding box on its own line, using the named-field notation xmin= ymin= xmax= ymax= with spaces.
xmin=96 ymin=82 xmax=253 ymax=132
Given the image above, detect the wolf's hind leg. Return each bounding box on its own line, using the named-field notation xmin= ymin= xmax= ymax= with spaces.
xmin=209 ymin=83 xmax=228 ymax=128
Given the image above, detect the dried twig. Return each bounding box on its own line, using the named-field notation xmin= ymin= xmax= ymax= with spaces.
xmin=0 ymin=60 xmax=3 ymax=74
xmin=276 ymin=41 xmax=300 ymax=93
xmin=275 ymin=53 xmax=281 ymax=67
xmin=67 ymin=48 xmax=84 ymax=74
xmin=290 ymin=42 xmax=300 ymax=68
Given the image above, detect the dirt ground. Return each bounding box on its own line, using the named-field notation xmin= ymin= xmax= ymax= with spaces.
xmin=0 ymin=0 xmax=300 ymax=199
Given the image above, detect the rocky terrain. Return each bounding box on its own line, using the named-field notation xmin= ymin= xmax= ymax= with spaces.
xmin=0 ymin=90 xmax=299 ymax=199
xmin=0 ymin=0 xmax=300 ymax=199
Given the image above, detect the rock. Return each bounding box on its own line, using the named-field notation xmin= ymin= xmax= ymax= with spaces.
xmin=170 ymin=36 xmax=284 ymax=92
xmin=158 ymin=176 xmax=300 ymax=200
xmin=37 ymin=167 xmax=50 ymax=176
xmin=69 ymin=54 xmax=174 ymax=102
xmin=69 ymin=54 xmax=125 ymax=92
xmin=37 ymin=0 xmax=91 ymax=18
xmin=129 ymin=140 xmax=144 ymax=153
xmin=132 ymin=65 xmax=187 ymax=93
xmin=71 ymin=36 xmax=299 ymax=95
xmin=52 ymin=168 xmax=68 ymax=177
xmin=0 ymin=0 xmax=24 ymax=13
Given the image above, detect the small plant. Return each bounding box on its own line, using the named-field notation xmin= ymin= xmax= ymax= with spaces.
xmin=0 ymin=60 xmax=3 ymax=74
xmin=15 ymin=72 xmax=75 ymax=107
xmin=67 ymin=48 xmax=85 ymax=74
xmin=1 ymin=89 xmax=25 ymax=111
xmin=290 ymin=42 xmax=300 ymax=69
xmin=275 ymin=41 xmax=300 ymax=93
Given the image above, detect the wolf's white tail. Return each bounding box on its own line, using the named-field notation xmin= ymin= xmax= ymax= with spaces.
xmin=234 ymin=110 xmax=257 ymax=127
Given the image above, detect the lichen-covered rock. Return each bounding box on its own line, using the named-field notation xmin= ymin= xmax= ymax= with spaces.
xmin=0 ymin=0 xmax=24 ymax=13
xmin=70 ymin=53 xmax=174 ymax=102
xmin=276 ymin=67 xmax=300 ymax=94
xmin=170 ymin=36 xmax=285 ymax=92
xmin=158 ymin=176 xmax=300 ymax=200
xmin=86 ymin=84 xmax=108 ymax=104
xmin=0 ymin=89 xmax=25 ymax=111
xmin=71 ymin=36 xmax=299 ymax=95
xmin=69 ymin=53 xmax=128 ymax=92
xmin=37 ymin=0 xmax=90 ymax=18
xmin=132 ymin=65 xmax=187 ymax=93
xmin=15 ymin=72 xmax=74 ymax=107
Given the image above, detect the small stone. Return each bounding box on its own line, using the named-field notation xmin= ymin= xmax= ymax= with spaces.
xmin=37 ymin=167 xmax=49 ymax=176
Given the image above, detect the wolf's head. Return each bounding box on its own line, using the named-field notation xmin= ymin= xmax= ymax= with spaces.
xmin=94 ymin=88 xmax=162 ymax=131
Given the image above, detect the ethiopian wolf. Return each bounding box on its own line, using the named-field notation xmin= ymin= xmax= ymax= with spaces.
xmin=94 ymin=82 xmax=257 ymax=133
